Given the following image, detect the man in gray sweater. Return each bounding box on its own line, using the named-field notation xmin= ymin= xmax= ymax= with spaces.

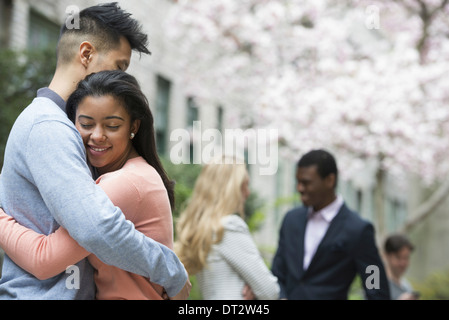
xmin=0 ymin=2 xmax=190 ymax=300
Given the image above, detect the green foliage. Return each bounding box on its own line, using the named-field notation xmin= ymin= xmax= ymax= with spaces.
xmin=187 ymin=274 xmax=203 ymax=300
xmin=348 ymin=275 xmax=364 ymax=300
xmin=273 ymin=194 xmax=301 ymax=209
xmin=244 ymin=191 xmax=265 ymax=232
xmin=160 ymin=158 xmax=203 ymax=220
xmin=413 ymin=268 xmax=449 ymax=300
xmin=0 ymin=47 xmax=56 ymax=167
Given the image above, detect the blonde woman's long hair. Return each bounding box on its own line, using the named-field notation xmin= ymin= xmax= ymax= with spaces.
xmin=174 ymin=156 xmax=249 ymax=275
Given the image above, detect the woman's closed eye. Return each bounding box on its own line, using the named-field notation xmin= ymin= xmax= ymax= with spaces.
xmin=79 ymin=123 xmax=93 ymax=129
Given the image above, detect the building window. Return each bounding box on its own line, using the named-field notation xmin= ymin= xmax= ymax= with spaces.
xmin=186 ymin=97 xmax=199 ymax=163
xmin=28 ymin=9 xmax=60 ymax=49
xmin=155 ymin=75 xmax=171 ymax=156
xmin=186 ymin=97 xmax=199 ymax=128
xmin=0 ymin=0 xmax=12 ymax=48
xmin=387 ymin=198 xmax=407 ymax=232
xmin=356 ymin=189 xmax=363 ymax=213
xmin=217 ymin=105 xmax=224 ymax=133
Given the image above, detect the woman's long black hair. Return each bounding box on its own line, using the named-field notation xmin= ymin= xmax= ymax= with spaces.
xmin=66 ymin=70 xmax=175 ymax=209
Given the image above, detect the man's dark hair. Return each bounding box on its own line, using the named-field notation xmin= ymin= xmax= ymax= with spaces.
xmin=57 ymin=2 xmax=150 ymax=65
xmin=297 ymin=149 xmax=338 ymax=186
xmin=384 ymin=234 xmax=415 ymax=254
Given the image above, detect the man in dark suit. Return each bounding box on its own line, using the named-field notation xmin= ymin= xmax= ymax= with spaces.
xmin=272 ymin=149 xmax=390 ymax=300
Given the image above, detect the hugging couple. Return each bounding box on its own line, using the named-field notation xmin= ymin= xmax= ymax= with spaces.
xmin=0 ymin=2 xmax=191 ymax=300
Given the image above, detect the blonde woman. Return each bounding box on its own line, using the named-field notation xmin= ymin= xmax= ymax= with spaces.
xmin=175 ymin=156 xmax=279 ymax=300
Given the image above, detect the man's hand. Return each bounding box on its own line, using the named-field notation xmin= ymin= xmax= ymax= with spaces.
xmin=169 ymin=279 xmax=192 ymax=300
xmin=242 ymin=284 xmax=255 ymax=300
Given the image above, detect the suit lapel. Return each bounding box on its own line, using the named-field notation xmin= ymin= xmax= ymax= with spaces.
xmin=304 ymin=204 xmax=347 ymax=275
xmin=296 ymin=210 xmax=308 ymax=280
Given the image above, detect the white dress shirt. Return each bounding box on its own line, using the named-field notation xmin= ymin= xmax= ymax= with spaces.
xmin=303 ymin=195 xmax=344 ymax=270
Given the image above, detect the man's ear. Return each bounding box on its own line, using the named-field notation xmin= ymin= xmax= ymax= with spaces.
xmin=79 ymin=41 xmax=95 ymax=68
xmin=325 ymin=173 xmax=336 ymax=189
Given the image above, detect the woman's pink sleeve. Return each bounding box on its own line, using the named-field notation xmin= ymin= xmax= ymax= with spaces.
xmin=0 ymin=208 xmax=90 ymax=280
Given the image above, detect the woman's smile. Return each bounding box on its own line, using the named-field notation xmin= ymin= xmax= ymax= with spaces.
xmin=88 ymin=145 xmax=111 ymax=155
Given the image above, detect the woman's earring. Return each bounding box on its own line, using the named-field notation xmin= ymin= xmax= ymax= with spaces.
xmin=130 ymin=133 xmax=135 ymax=140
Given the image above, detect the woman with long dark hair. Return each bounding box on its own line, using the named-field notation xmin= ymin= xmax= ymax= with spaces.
xmin=0 ymin=70 xmax=178 ymax=300
xmin=66 ymin=70 xmax=174 ymax=209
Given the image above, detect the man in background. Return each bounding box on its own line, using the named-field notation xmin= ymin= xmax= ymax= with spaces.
xmin=272 ymin=149 xmax=390 ymax=299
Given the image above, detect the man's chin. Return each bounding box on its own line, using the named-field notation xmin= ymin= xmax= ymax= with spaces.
xmin=300 ymin=197 xmax=309 ymax=207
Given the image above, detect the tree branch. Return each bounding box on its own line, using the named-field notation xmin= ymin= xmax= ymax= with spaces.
xmin=400 ymin=179 xmax=449 ymax=233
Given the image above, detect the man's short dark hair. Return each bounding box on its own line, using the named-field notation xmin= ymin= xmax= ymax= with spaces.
xmin=384 ymin=234 xmax=415 ymax=254
xmin=57 ymin=2 xmax=150 ymax=65
xmin=297 ymin=149 xmax=338 ymax=184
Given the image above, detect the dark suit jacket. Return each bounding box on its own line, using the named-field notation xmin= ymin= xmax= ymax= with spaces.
xmin=271 ymin=203 xmax=390 ymax=300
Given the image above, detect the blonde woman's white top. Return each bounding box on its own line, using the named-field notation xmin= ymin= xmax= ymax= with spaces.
xmin=196 ymin=214 xmax=280 ymax=300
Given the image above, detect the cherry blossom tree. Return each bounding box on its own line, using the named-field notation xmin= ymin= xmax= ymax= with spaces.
xmin=165 ymin=0 xmax=449 ymax=237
